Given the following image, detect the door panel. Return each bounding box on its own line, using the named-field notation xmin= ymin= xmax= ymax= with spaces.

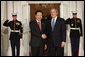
xmin=29 ymin=4 xmax=60 ymax=56
xmin=29 ymin=4 xmax=60 ymax=21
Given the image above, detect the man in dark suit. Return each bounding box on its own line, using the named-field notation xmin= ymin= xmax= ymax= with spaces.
xmin=29 ymin=10 xmax=47 ymax=56
xmin=47 ymin=8 xmax=66 ymax=56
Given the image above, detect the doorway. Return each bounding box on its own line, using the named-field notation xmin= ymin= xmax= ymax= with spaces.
xmin=29 ymin=3 xmax=61 ymax=56
xmin=29 ymin=3 xmax=60 ymax=21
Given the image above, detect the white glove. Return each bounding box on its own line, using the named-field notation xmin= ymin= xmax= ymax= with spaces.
xmin=9 ymin=19 xmax=12 ymax=21
xmin=80 ymin=36 xmax=83 ymax=38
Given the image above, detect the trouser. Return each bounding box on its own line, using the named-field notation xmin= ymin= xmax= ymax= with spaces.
xmin=70 ymin=38 xmax=80 ymax=56
xmin=10 ymin=40 xmax=20 ymax=56
xmin=31 ymin=45 xmax=44 ymax=56
xmin=49 ymin=44 xmax=64 ymax=56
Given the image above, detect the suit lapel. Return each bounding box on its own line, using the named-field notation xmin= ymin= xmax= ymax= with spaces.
xmin=35 ymin=20 xmax=42 ymax=32
xmin=55 ymin=17 xmax=59 ymax=26
xmin=51 ymin=17 xmax=60 ymax=32
xmin=41 ymin=21 xmax=43 ymax=32
xmin=49 ymin=20 xmax=52 ymax=32
xmin=35 ymin=21 xmax=40 ymax=32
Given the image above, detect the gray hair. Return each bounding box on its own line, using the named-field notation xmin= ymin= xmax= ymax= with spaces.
xmin=50 ymin=8 xmax=58 ymax=13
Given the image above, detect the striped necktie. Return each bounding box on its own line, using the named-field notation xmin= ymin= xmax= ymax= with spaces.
xmin=51 ymin=19 xmax=55 ymax=32
xmin=38 ymin=21 xmax=41 ymax=31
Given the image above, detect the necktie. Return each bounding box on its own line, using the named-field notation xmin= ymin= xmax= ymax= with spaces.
xmin=51 ymin=19 xmax=55 ymax=32
xmin=38 ymin=21 xmax=41 ymax=31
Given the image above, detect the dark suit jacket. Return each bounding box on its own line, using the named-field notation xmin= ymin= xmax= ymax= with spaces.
xmin=47 ymin=17 xmax=66 ymax=47
xmin=29 ymin=20 xmax=46 ymax=47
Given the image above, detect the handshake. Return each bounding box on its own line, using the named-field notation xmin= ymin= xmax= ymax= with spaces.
xmin=41 ymin=34 xmax=47 ymax=39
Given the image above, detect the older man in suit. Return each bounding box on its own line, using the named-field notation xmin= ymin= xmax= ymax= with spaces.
xmin=47 ymin=8 xmax=66 ymax=56
xmin=29 ymin=10 xmax=47 ymax=56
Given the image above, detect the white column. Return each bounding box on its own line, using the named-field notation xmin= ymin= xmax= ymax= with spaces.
xmin=22 ymin=2 xmax=30 ymax=56
xmin=69 ymin=1 xmax=77 ymax=18
xmin=77 ymin=1 xmax=84 ymax=56
xmin=7 ymin=1 xmax=13 ymax=21
xmin=1 ymin=1 xmax=6 ymax=56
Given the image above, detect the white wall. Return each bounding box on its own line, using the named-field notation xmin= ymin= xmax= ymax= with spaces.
xmin=1 ymin=1 xmax=10 ymax=56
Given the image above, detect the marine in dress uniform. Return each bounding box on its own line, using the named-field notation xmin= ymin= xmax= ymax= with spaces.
xmin=3 ymin=13 xmax=23 ymax=56
xmin=66 ymin=11 xmax=83 ymax=56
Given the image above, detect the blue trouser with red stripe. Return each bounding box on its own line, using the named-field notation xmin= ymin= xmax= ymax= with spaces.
xmin=70 ymin=38 xmax=80 ymax=56
xmin=10 ymin=40 xmax=20 ymax=56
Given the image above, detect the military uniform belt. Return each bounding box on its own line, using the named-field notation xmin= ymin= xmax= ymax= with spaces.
xmin=70 ymin=28 xmax=80 ymax=30
xmin=11 ymin=30 xmax=20 ymax=32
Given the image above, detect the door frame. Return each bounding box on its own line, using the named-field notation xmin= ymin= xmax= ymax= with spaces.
xmin=27 ymin=1 xmax=63 ymax=21
xmin=29 ymin=3 xmax=61 ymax=21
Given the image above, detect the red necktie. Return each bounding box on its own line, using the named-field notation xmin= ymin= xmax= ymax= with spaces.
xmin=38 ymin=21 xmax=41 ymax=31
